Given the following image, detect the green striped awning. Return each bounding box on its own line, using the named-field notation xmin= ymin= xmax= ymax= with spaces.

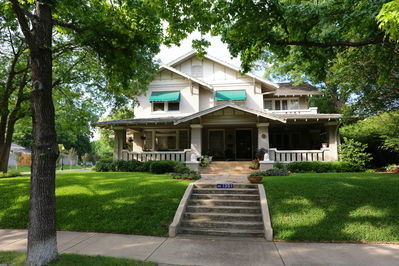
xmin=149 ymin=91 xmax=180 ymax=102
xmin=215 ymin=90 xmax=246 ymax=101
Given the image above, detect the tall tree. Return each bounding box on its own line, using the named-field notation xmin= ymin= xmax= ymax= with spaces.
xmin=5 ymin=0 xmax=203 ymax=264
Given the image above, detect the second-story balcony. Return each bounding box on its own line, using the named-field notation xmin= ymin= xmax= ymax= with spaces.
xmin=264 ymin=107 xmax=318 ymax=114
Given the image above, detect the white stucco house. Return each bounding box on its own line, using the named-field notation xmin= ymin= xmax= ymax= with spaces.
xmin=95 ymin=51 xmax=341 ymax=170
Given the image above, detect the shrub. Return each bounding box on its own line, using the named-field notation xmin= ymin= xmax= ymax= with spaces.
xmin=95 ymin=159 xmax=114 ymax=172
xmin=286 ymin=161 xmax=354 ymax=173
xmin=149 ymin=160 xmax=178 ymax=174
xmin=274 ymin=161 xmax=285 ymax=169
xmin=249 ymin=159 xmax=260 ymax=170
xmin=339 ymin=137 xmax=372 ymax=171
xmin=174 ymin=162 xmax=190 ymax=174
xmin=171 ymin=170 xmax=201 ymax=180
xmin=0 ymin=171 xmax=22 ymax=178
xmin=264 ymin=168 xmax=290 ymax=176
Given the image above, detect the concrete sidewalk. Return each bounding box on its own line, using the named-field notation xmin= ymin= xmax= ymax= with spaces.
xmin=1 ymin=229 xmax=399 ymax=266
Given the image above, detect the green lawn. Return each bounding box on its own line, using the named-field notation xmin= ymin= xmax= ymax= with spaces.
xmin=7 ymin=165 xmax=90 ymax=173
xmin=263 ymin=172 xmax=399 ymax=242
xmin=0 ymin=172 xmax=190 ymax=236
xmin=0 ymin=251 xmax=154 ymax=265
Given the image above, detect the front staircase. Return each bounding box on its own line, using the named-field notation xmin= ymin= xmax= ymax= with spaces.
xmin=200 ymin=161 xmax=256 ymax=175
xmin=178 ymin=183 xmax=265 ymax=237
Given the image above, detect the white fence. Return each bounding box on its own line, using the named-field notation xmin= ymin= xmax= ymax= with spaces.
xmin=269 ymin=148 xmax=329 ymax=162
xmin=122 ymin=149 xmax=191 ymax=163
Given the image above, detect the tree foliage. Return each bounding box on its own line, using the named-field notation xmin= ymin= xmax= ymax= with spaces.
xmin=378 ymin=0 xmax=399 ymax=41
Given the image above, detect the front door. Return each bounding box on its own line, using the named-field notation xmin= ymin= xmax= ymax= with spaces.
xmin=208 ymin=129 xmax=225 ymax=159
xmin=236 ymin=130 xmax=252 ymax=160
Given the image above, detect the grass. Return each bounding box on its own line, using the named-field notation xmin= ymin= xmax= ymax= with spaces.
xmin=263 ymin=172 xmax=399 ymax=242
xmin=0 ymin=172 xmax=190 ymax=236
xmin=0 ymin=251 xmax=155 ymax=265
xmin=7 ymin=165 xmax=90 ymax=173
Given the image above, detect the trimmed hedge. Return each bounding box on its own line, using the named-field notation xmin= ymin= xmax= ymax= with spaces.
xmin=95 ymin=159 xmax=190 ymax=175
xmin=286 ymin=161 xmax=356 ymax=173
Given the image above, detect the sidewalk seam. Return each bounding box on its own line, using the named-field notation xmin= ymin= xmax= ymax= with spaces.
xmin=59 ymin=233 xmax=98 ymax=253
xmin=273 ymin=242 xmax=286 ymax=266
xmin=144 ymin=237 xmax=168 ymax=261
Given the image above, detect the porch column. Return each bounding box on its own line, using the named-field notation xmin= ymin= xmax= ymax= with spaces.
xmin=257 ymin=123 xmax=270 ymax=150
xmin=190 ymin=124 xmax=203 ymax=158
xmin=113 ymin=129 xmax=126 ymax=161
xmin=325 ymin=122 xmax=339 ymax=161
xmin=133 ymin=131 xmax=144 ymax=152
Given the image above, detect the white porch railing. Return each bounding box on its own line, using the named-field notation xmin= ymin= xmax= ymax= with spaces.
xmin=122 ymin=149 xmax=191 ymax=163
xmin=269 ymin=148 xmax=329 ymax=162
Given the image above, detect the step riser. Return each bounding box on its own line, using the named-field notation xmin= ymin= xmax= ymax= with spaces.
xmin=190 ymin=200 xmax=260 ymax=207
xmin=191 ymin=194 xmax=260 ymax=200
xmin=184 ymin=214 xmax=262 ymax=222
xmin=194 ymin=184 xmax=257 ymax=189
xmin=186 ymin=206 xmax=261 ymax=214
xmin=182 ymin=221 xmax=263 ymax=230
xmin=193 ymin=189 xmax=259 ymax=195
xmin=179 ymin=229 xmax=264 ymax=238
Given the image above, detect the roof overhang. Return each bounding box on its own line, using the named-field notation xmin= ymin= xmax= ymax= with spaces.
xmin=174 ymin=102 xmax=286 ymax=125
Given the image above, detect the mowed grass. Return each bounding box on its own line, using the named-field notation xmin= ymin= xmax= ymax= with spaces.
xmin=0 ymin=172 xmax=190 ymax=236
xmin=263 ymin=172 xmax=399 ymax=242
xmin=0 ymin=251 xmax=155 ymax=266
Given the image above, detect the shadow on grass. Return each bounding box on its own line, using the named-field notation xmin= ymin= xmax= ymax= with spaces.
xmin=263 ymin=172 xmax=399 ymax=242
xmin=0 ymin=172 xmax=190 ymax=236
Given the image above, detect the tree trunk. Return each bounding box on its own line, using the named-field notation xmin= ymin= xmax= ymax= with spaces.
xmin=25 ymin=1 xmax=59 ymax=265
xmin=0 ymin=144 xmax=11 ymax=173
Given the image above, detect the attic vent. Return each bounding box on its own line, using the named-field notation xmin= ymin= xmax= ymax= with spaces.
xmin=191 ymin=65 xmax=203 ymax=78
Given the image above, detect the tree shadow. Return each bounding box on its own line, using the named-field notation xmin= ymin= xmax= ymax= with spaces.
xmin=0 ymin=172 xmax=190 ymax=236
xmin=264 ymin=173 xmax=399 ymax=242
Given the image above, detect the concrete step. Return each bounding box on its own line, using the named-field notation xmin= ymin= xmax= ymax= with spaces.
xmin=192 ymin=188 xmax=259 ymax=195
xmin=186 ymin=205 xmax=262 ymax=214
xmin=189 ymin=199 xmax=260 ymax=207
xmin=194 ymin=183 xmax=257 ymax=189
xmin=179 ymin=227 xmax=264 ymax=237
xmin=191 ymin=193 xmax=260 ymax=200
xmin=181 ymin=220 xmax=264 ymax=230
xmin=184 ymin=212 xmax=262 ymax=222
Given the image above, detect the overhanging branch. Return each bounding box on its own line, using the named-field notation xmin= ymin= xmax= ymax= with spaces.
xmin=273 ymin=37 xmax=387 ymax=48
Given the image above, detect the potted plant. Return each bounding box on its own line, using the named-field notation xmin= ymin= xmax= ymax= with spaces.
xmin=255 ymin=148 xmax=267 ymax=161
xmin=247 ymin=171 xmax=265 ymax=184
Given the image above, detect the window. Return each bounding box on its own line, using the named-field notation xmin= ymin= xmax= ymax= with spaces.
xmin=178 ymin=130 xmax=189 ymax=149
xmin=143 ymin=131 xmax=153 ymax=150
xmin=264 ymin=100 xmax=273 ymax=110
xmin=289 ymin=99 xmax=299 ymax=109
xmin=152 ymin=102 xmax=165 ymax=112
xmin=263 ymin=98 xmax=300 ymax=110
xmin=168 ymin=102 xmax=180 ymax=111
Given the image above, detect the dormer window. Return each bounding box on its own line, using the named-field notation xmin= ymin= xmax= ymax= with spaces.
xmin=150 ymin=91 xmax=180 ymax=112
xmin=264 ymin=98 xmax=300 ymax=110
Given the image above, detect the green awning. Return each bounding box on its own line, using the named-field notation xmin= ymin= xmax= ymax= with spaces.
xmin=149 ymin=91 xmax=180 ymax=102
xmin=215 ymin=90 xmax=246 ymax=101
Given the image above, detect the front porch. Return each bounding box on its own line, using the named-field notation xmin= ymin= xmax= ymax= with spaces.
xmin=107 ymin=104 xmax=340 ymax=167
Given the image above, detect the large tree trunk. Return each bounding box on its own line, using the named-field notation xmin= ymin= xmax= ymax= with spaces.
xmin=0 ymin=144 xmax=12 ymax=173
xmin=25 ymin=1 xmax=59 ymax=265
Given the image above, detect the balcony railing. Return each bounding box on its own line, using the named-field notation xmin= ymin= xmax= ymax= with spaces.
xmin=269 ymin=148 xmax=329 ymax=162
xmin=265 ymin=107 xmax=318 ymax=114
xmin=122 ymin=149 xmax=191 ymax=162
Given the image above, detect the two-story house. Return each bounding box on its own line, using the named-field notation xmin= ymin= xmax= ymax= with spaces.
xmin=95 ymin=51 xmax=341 ymax=169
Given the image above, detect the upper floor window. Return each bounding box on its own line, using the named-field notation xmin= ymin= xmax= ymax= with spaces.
xmin=264 ymin=98 xmax=300 ymax=110
xmin=149 ymin=91 xmax=180 ymax=112
xmin=152 ymin=101 xmax=180 ymax=112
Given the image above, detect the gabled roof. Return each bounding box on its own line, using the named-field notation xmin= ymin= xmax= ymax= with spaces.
xmin=159 ymin=65 xmax=213 ymax=90
xmin=166 ymin=50 xmax=279 ymax=89
xmin=174 ymin=102 xmax=286 ymax=125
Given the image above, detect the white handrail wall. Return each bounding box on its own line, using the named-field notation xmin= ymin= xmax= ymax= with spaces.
xmin=122 ymin=149 xmax=191 ymax=162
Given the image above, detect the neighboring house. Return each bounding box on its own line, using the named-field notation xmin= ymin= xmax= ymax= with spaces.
xmin=8 ymin=143 xmax=32 ymax=167
xmin=95 ymin=51 xmax=340 ymax=167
